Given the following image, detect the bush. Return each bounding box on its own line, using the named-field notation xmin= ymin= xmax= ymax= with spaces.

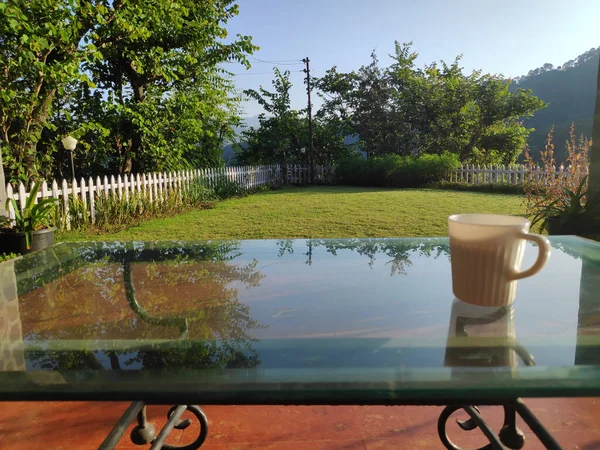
xmin=429 ymin=181 xmax=526 ymax=195
xmin=212 ymin=177 xmax=246 ymax=199
xmin=336 ymin=153 xmax=460 ymax=188
xmin=58 ymin=176 xmax=268 ymax=233
xmin=61 ymin=178 xmax=219 ymax=233
xmin=0 ymin=252 xmax=19 ymax=262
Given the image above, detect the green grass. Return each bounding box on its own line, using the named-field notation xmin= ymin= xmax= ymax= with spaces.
xmin=60 ymin=186 xmax=529 ymax=241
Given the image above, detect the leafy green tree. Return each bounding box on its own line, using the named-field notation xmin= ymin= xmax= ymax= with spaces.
xmin=317 ymin=42 xmax=546 ymax=164
xmin=0 ymin=0 xmax=101 ymax=182
xmin=1 ymin=0 xmax=255 ymax=183
xmin=236 ymin=69 xmax=307 ymax=166
xmin=236 ymin=68 xmax=354 ymax=166
xmin=76 ymin=0 xmax=255 ymax=175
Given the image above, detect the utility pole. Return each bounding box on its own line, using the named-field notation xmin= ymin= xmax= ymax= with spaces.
xmin=303 ymin=57 xmax=314 ymax=183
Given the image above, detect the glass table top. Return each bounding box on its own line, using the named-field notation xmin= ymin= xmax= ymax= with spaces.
xmin=1 ymin=236 xmax=600 ymax=404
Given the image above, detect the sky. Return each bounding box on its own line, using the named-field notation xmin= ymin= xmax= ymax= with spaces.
xmin=225 ymin=0 xmax=600 ymax=118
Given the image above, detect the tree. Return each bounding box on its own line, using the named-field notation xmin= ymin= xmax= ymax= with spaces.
xmin=236 ymin=69 xmax=353 ymax=166
xmin=0 ymin=0 xmax=100 ymax=183
xmin=1 ymin=0 xmax=256 ymax=183
xmin=236 ymin=69 xmax=307 ymax=166
xmin=77 ymin=0 xmax=255 ymax=175
xmin=317 ymin=42 xmax=546 ymax=164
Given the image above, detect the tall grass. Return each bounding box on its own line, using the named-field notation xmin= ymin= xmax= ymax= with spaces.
xmin=60 ymin=176 xmax=252 ymax=233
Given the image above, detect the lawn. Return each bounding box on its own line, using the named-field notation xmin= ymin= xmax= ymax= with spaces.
xmin=60 ymin=186 xmax=529 ymax=241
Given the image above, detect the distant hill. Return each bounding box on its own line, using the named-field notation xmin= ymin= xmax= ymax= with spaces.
xmin=511 ymin=47 xmax=599 ymax=162
xmin=222 ymin=116 xmax=261 ymax=165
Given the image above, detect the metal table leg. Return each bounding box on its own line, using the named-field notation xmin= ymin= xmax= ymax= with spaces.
xmin=101 ymin=403 xmax=208 ymax=450
xmin=437 ymin=399 xmax=562 ymax=450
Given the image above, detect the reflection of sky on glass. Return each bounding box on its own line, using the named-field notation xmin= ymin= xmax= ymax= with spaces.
xmin=230 ymin=239 xmax=585 ymax=368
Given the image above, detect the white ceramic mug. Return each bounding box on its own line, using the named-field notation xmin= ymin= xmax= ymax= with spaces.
xmin=448 ymin=214 xmax=551 ymax=307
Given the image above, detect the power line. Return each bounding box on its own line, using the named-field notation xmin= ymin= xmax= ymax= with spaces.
xmin=251 ymin=57 xmax=303 ymax=65
xmin=231 ymin=70 xmax=304 ymax=76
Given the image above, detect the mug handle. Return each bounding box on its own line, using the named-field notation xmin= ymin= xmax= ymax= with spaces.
xmin=507 ymin=233 xmax=551 ymax=281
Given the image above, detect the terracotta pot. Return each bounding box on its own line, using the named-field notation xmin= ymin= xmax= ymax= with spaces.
xmin=0 ymin=227 xmax=56 ymax=255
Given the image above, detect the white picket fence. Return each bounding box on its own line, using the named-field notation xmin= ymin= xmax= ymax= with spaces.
xmin=5 ymin=164 xmax=335 ymax=230
xmin=285 ymin=164 xmax=335 ymax=185
xmin=450 ymin=164 xmax=572 ymax=185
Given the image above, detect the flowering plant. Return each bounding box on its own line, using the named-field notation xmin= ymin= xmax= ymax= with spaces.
xmin=523 ymin=124 xmax=595 ymax=233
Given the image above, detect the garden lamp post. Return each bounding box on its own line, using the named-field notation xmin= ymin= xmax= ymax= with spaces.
xmin=61 ymin=136 xmax=78 ymax=180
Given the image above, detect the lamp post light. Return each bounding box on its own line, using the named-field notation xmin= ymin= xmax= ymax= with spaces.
xmin=61 ymin=136 xmax=78 ymax=180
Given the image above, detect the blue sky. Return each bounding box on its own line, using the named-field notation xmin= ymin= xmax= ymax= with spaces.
xmin=225 ymin=0 xmax=600 ymax=117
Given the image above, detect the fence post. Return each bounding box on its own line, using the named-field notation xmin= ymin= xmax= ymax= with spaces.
xmin=79 ymin=177 xmax=87 ymax=210
xmin=519 ymin=165 xmax=525 ymax=184
xmin=51 ymin=180 xmax=59 ymax=202
xmin=16 ymin=182 xmax=26 ymax=212
xmin=41 ymin=180 xmax=49 ymax=201
xmin=109 ymin=175 xmax=117 ymax=198
xmin=71 ymin=178 xmax=79 ymax=222
xmin=96 ymin=176 xmax=102 ymax=201
xmin=88 ymin=177 xmax=95 ymax=224
xmin=135 ymin=173 xmax=141 ymax=195
xmin=116 ymin=175 xmax=123 ymax=199
xmin=123 ymin=173 xmax=129 ymax=201
xmin=129 ymin=173 xmax=136 ymax=198
xmin=6 ymin=184 xmax=15 ymax=221
xmin=61 ymin=179 xmax=70 ymax=230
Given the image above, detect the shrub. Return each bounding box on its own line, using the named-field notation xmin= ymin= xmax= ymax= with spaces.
xmin=523 ymin=125 xmax=593 ymax=232
xmin=336 ymin=153 xmax=460 ymax=188
xmin=0 ymin=252 xmax=19 ymax=262
xmin=61 ymin=178 xmax=219 ymax=233
xmin=58 ymin=176 xmax=264 ymax=233
xmin=213 ymin=177 xmax=246 ymax=199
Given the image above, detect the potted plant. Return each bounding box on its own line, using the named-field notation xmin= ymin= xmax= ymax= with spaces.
xmin=0 ymin=182 xmax=59 ymax=254
xmin=529 ymin=176 xmax=600 ymax=235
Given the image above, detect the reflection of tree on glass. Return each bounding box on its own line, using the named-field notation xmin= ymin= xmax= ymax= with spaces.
xmin=20 ymin=241 xmax=266 ymax=372
xmin=277 ymin=238 xmax=450 ymax=276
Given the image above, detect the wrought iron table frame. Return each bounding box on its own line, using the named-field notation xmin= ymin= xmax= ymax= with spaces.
xmin=95 ymin=397 xmax=562 ymax=450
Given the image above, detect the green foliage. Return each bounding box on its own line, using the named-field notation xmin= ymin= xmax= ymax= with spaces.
xmin=316 ymin=42 xmax=546 ymax=163
xmin=1 ymin=0 xmax=256 ymax=183
xmin=430 ymin=181 xmax=525 ymax=195
xmin=0 ymin=252 xmax=19 ymax=262
xmin=524 ymin=126 xmax=595 ymax=235
xmin=0 ymin=0 xmax=100 ymax=182
xmin=528 ymin=176 xmax=600 ymax=233
xmin=235 ymin=69 xmax=354 ymax=166
xmin=336 ymin=153 xmax=460 ymax=188
xmin=213 ymin=178 xmax=247 ymax=199
xmin=0 ymin=182 xmax=58 ymax=248
xmin=60 ymin=176 xmax=252 ymax=234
